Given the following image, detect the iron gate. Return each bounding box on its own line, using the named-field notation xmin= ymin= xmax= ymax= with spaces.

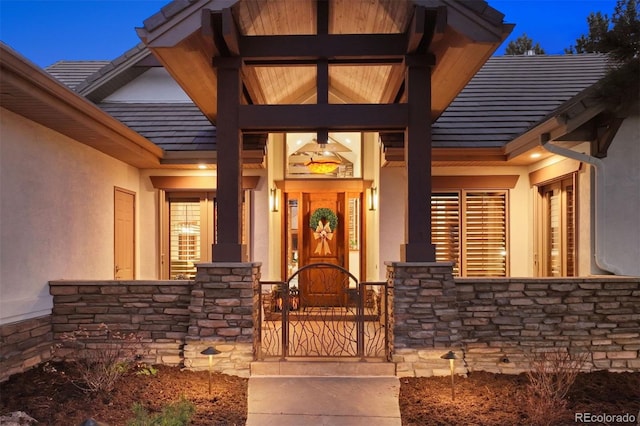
xmin=258 ymin=263 xmax=389 ymax=359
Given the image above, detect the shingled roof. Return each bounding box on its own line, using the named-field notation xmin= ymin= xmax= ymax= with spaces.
xmin=46 ymin=53 xmax=610 ymax=155
xmin=45 ymin=61 xmax=110 ymax=90
xmin=431 ymin=53 xmax=609 ymax=148
xmin=99 ymin=103 xmax=215 ymax=151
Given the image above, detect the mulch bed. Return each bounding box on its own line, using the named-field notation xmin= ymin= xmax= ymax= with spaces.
xmin=400 ymin=370 xmax=640 ymax=426
xmin=1 ymin=363 xmax=639 ymax=425
xmin=0 ymin=363 xmax=247 ymax=426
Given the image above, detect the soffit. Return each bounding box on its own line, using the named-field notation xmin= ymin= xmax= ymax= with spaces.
xmin=137 ymin=0 xmax=512 ymax=124
xmin=0 ymin=43 xmax=163 ymax=169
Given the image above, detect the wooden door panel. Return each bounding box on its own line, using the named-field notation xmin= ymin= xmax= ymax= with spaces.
xmin=300 ymin=192 xmax=346 ymax=307
xmin=114 ymin=188 xmax=135 ymax=280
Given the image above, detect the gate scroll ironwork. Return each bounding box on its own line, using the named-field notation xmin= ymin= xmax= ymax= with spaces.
xmin=258 ymin=263 xmax=389 ymax=360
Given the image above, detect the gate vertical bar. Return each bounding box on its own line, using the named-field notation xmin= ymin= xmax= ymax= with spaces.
xmin=281 ymin=282 xmax=289 ymax=359
xmin=357 ymin=282 xmax=365 ymax=358
xmin=385 ymin=280 xmax=391 ymax=361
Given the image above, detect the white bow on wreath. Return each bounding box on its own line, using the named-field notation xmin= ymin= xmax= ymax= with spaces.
xmin=313 ymin=221 xmax=334 ymax=255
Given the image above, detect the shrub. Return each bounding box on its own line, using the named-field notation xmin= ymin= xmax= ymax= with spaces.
xmin=127 ymin=397 xmax=195 ymax=426
xmin=55 ymin=323 xmax=144 ymax=393
xmin=524 ymin=349 xmax=588 ymax=426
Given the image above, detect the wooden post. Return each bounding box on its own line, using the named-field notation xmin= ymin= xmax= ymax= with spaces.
xmin=402 ymin=54 xmax=436 ymax=261
xmin=212 ymin=56 xmax=245 ymax=261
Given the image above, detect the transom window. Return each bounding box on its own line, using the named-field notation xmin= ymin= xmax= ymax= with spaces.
xmin=286 ymin=132 xmax=362 ymax=178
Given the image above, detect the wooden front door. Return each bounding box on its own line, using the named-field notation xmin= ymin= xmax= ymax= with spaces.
xmin=299 ymin=192 xmax=346 ymax=307
xmin=114 ymin=188 xmax=135 ymax=280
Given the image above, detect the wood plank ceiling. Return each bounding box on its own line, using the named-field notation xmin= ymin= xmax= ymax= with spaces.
xmin=139 ymin=0 xmax=512 ymax=126
xmin=233 ymin=0 xmax=413 ymax=105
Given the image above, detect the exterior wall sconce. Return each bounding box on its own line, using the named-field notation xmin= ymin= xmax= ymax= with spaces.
xmin=269 ymin=187 xmax=279 ymax=212
xmin=368 ymin=187 xmax=378 ymax=211
xmin=441 ymin=350 xmax=458 ymax=400
xmin=201 ymin=346 xmax=221 ymax=394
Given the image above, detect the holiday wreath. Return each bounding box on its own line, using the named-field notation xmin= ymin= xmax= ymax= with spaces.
xmin=309 ymin=207 xmax=338 ymax=230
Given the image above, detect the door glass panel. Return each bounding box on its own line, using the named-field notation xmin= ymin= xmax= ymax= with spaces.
xmin=549 ymin=189 xmax=562 ymax=276
xmin=540 ymin=178 xmax=575 ymax=277
xmin=566 ymin=183 xmax=575 ymax=276
xmin=286 ymin=198 xmax=299 ymax=281
xmin=169 ymin=200 xmax=201 ymax=279
xmin=348 ymin=196 xmax=360 ymax=282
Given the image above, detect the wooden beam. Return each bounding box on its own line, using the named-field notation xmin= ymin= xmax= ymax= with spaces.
xmin=592 ymin=115 xmax=624 ymax=158
xmin=149 ymin=175 xmax=261 ymax=190
xmin=316 ymin=0 xmax=328 ymax=35
xmin=238 ymin=104 xmax=408 ymax=131
xmin=242 ymin=58 xmax=404 ymax=67
xmin=406 ymin=6 xmax=426 ymax=53
xmin=237 ymin=34 xmax=408 ymax=60
xmin=222 ymin=8 xmax=240 ymax=55
xmin=317 ymin=58 xmax=328 ymax=105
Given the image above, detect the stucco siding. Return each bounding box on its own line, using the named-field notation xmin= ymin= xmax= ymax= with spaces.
xmin=103 ymin=68 xmax=191 ymax=103
xmin=378 ymin=167 xmax=406 ymax=279
xmin=0 ymin=108 xmax=141 ymax=324
xmin=379 ymin=166 xmax=533 ymax=278
xmin=599 ymin=112 xmax=640 ymax=276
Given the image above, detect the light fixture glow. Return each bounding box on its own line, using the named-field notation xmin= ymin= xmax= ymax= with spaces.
xmin=305 ymin=157 xmax=340 ymax=174
xmin=369 ymin=187 xmax=378 ymax=211
xmin=530 ymin=152 xmax=542 ymax=159
xmin=269 ymin=187 xmax=279 ymax=212
xmin=198 ymin=164 xmax=207 ymax=169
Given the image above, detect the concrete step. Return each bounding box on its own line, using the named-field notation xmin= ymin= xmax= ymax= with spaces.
xmin=250 ymin=360 xmax=396 ymax=377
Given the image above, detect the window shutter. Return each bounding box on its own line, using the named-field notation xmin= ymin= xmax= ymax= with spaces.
xmin=463 ymin=192 xmax=507 ymax=277
xmin=566 ymin=185 xmax=575 ymax=276
xmin=169 ymin=201 xmax=201 ymax=278
xmin=431 ymin=193 xmax=461 ymax=276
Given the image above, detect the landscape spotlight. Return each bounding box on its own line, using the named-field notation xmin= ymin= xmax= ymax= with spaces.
xmin=201 ymin=346 xmax=221 ymax=394
xmin=441 ymin=350 xmax=458 ymax=400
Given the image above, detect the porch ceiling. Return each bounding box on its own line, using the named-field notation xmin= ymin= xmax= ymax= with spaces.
xmin=137 ymin=0 xmax=513 ymax=125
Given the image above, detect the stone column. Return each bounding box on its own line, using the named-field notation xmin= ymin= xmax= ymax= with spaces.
xmin=183 ymin=262 xmax=261 ymax=377
xmin=387 ymin=261 xmax=463 ymax=377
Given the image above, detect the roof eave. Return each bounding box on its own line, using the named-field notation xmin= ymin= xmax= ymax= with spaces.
xmin=505 ymin=86 xmax=608 ymax=162
xmin=137 ymin=0 xmax=513 ymax=124
xmin=0 ymin=43 xmax=164 ymax=169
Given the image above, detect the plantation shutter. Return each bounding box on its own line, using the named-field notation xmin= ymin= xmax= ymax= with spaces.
xmin=463 ymin=191 xmax=507 ymax=277
xmin=169 ymin=200 xmax=201 ymax=279
xmin=431 ymin=193 xmax=461 ymax=276
xmin=566 ymin=184 xmax=575 ymax=277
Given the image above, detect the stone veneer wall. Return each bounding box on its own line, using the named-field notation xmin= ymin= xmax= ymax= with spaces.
xmin=49 ymin=280 xmax=192 ymax=366
xmin=0 ymin=315 xmax=53 ymax=382
xmin=388 ymin=262 xmax=640 ymax=377
xmin=4 ymin=262 xmax=637 ymax=381
xmin=458 ymin=277 xmax=640 ymax=374
xmin=182 ymin=263 xmax=260 ymax=378
xmin=389 ymin=262 xmax=468 ymax=377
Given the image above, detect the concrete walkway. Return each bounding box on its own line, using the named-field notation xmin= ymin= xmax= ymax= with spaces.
xmin=246 ymin=376 xmax=402 ymax=425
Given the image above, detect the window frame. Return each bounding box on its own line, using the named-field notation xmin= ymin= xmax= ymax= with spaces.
xmin=431 ymin=189 xmax=510 ymax=277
